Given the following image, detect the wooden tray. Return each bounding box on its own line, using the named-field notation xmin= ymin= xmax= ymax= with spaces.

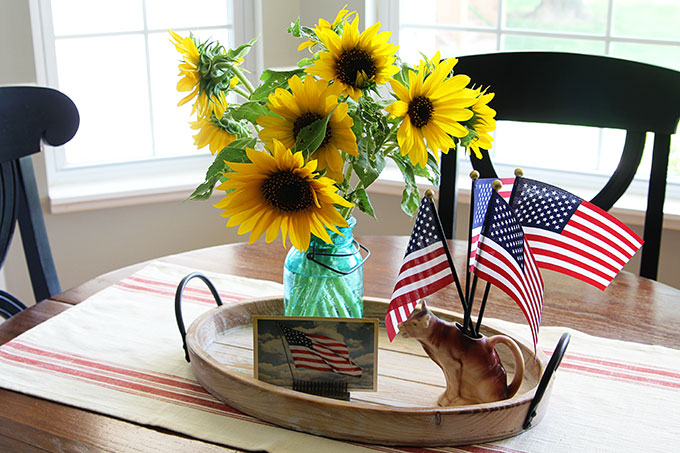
xmin=179 ymin=295 xmax=557 ymax=446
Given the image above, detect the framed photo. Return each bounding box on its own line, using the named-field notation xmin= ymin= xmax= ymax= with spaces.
xmin=253 ymin=316 xmax=378 ymax=391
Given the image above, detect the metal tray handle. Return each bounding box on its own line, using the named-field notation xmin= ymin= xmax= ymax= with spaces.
xmin=175 ymin=272 xmax=223 ymax=362
xmin=524 ymin=332 xmax=571 ymax=429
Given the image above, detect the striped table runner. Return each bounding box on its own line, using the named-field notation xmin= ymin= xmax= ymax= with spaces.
xmin=0 ymin=261 xmax=678 ymax=452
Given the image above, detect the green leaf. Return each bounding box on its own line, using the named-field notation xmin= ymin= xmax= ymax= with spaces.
xmin=251 ymin=68 xmax=305 ymax=101
xmin=295 ymin=106 xmax=336 ymax=158
xmin=288 ymin=18 xmax=301 ymax=36
xmin=351 ymin=148 xmax=385 ymax=188
xmin=226 ymin=37 xmax=258 ymax=61
xmin=189 ymin=138 xmax=255 ymax=201
xmin=297 ymin=58 xmax=315 ymax=68
xmin=231 ymin=102 xmax=270 ymax=124
xmin=400 ymin=185 xmax=420 ymax=216
xmin=351 ymin=188 xmax=377 ymax=220
xmin=188 ymin=179 xmax=219 ymax=201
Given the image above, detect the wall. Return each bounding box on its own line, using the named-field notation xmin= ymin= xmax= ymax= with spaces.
xmin=1 ymin=0 xmax=678 ymax=308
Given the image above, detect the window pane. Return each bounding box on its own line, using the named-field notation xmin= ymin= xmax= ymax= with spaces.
xmin=503 ymin=34 xmax=604 ymax=53
xmin=505 ymin=0 xmax=608 ymax=34
xmin=148 ymin=28 xmax=231 ymax=158
xmin=51 ymin=0 xmax=143 ymax=35
xmin=400 ymin=0 xmax=498 ymax=28
xmin=612 ymin=0 xmax=680 ymax=40
xmin=670 ymin=136 xmax=680 ymax=183
xmin=56 ymin=35 xmax=153 ymax=165
xmin=399 ymin=28 xmax=497 ymax=63
xmin=145 ymin=0 xmax=230 ymax=30
xmin=491 ymin=122 xmax=603 ymax=173
xmin=610 ymin=42 xmax=680 ymax=71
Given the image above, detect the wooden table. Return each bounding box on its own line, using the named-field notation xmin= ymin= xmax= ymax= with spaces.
xmin=1 ymin=236 xmax=678 ymax=451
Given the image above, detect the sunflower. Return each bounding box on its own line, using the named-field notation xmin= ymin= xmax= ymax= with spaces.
xmin=190 ymin=101 xmax=236 ymax=154
xmin=170 ymin=30 xmax=201 ymax=106
xmin=464 ymin=87 xmax=497 ymax=159
xmin=170 ymin=30 xmax=229 ymax=119
xmin=214 ymin=140 xmax=353 ymax=251
xmin=257 ymin=75 xmax=358 ymax=182
xmin=305 ymin=16 xmax=399 ymax=100
xmin=386 ymin=53 xmax=476 ymax=168
xmin=298 ymin=5 xmax=356 ymax=51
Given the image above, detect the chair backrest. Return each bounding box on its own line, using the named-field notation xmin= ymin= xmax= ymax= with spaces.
xmin=439 ymin=51 xmax=680 ymax=280
xmin=0 ymin=86 xmax=79 ymax=317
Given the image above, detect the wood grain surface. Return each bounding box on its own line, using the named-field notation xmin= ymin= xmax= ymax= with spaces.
xmin=2 ymin=236 xmax=679 ymax=451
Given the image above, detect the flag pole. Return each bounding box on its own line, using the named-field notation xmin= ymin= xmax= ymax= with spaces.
xmin=425 ymin=190 xmax=467 ymax=313
xmin=277 ymin=323 xmax=297 ymax=386
xmin=474 ymin=169 xmax=524 ymax=335
xmin=464 ymin=171 xmax=479 ymax=326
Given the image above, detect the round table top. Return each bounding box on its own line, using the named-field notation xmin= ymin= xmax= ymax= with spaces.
xmin=52 ymin=235 xmax=680 ymax=349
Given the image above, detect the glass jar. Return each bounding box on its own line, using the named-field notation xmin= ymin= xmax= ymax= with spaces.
xmin=283 ymin=217 xmax=366 ymax=317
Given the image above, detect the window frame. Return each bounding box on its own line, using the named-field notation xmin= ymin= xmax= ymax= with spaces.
xmin=372 ymin=0 xmax=680 ymax=215
xmin=28 ymin=0 xmax=262 ymax=212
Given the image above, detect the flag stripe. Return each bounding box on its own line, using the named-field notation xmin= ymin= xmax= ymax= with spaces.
xmin=579 ymin=200 xmax=643 ymax=251
xmin=570 ymin=208 xmax=638 ymax=260
xmin=476 ymin=241 xmax=542 ymax=335
xmin=527 ymin=225 xmax=624 ymax=272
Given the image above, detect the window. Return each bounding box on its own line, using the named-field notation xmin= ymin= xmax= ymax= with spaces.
xmin=30 ymin=0 xmax=259 ymax=210
xmin=377 ymin=0 xmax=680 ymax=206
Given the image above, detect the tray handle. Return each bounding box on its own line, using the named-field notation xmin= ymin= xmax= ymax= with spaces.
xmin=523 ymin=332 xmax=571 ymax=429
xmin=175 ymin=272 xmax=224 ymax=362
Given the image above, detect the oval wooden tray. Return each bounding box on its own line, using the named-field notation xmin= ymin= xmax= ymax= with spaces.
xmin=185 ymin=297 xmax=549 ymax=446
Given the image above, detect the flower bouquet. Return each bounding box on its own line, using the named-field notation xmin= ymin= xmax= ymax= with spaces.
xmin=171 ymin=6 xmax=496 ymax=317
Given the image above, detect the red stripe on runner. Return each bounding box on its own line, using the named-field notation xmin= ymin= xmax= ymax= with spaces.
xmin=127 ymin=275 xmax=250 ymax=301
xmin=114 ymin=281 xmax=230 ymax=304
xmin=0 ymin=349 xmax=244 ymax=412
xmin=559 ymin=362 xmax=680 ymax=389
xmin=5 ymin=341 xmax=206 ymax=393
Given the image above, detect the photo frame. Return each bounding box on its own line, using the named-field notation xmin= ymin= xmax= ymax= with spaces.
xmin=253 ymin=316 xmax=378 ymax=391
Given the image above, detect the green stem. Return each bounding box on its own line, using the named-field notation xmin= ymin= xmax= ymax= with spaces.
xmin=215 ymin=62 xmax=256 ymax=95
xmin=231 ymin=86 xmax=251 ymax=100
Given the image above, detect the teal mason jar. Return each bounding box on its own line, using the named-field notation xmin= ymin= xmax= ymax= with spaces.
xmin=283 ymin=217 xmax=367 ymax=317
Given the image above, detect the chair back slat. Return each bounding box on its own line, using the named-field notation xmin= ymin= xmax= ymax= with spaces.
xmin=440 ymin=52 xmax=680 ymax=280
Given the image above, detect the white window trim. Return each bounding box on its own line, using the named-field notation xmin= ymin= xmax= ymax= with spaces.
xmin=28 ymin=0 xmax=262 ymax=214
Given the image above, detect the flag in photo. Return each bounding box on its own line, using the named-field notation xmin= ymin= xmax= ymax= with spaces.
xmin=510 ymin=178 xmax=643 ymax=290
xmin=386 ymin=196 xmax=455 ymax=341
xmin=469 ymin=177 xmax=515 ymax=272
xmin=473 ymin=191 xmax=544 ymax=349
xmin=279 ymin=324 xmax=362 ymax=377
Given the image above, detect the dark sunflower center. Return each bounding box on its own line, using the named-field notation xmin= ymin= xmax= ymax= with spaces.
xmin=293 ymin=112 xmax=332 ymax=147
xmin=335 ymin=48 xmax=376 ymax=87
xmin=261 ymin=171 xmax=314 ymax=212
xmin=408 ymin=96 xmax=434 ymax=128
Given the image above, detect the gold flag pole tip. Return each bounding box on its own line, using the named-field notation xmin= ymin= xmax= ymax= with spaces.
xmin=425 ymin=189 xmax=435 ymax=200
xmin=492 ymin=180 xmax=503 ymax=191
xmin=514 ymin=168 xmax=524 ymax=177
xmin=470 ymin=170 xmax=480 ymax=180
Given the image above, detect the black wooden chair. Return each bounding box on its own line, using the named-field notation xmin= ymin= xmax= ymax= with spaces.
xmin=0 ymin=86 xmax=79 ymax=318
xmin=438 ymin=52 xmax=680 ymax=280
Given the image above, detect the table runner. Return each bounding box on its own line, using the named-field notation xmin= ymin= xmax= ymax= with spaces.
xmin=0 ymin=262 xmax=678 ymax=452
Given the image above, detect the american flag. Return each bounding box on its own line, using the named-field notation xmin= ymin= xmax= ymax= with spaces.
xmin=511 ymin=178 xmax=643 ymax=290
xmin=469 ymin=177 xmax=515 ymax=272
xmin=473 ymin=191 xmax=544 ymax=349
xmin=385 ymin=196 xmax=455 ymax=341
xmin=279 ymin=324 xmax=362 ymax=377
